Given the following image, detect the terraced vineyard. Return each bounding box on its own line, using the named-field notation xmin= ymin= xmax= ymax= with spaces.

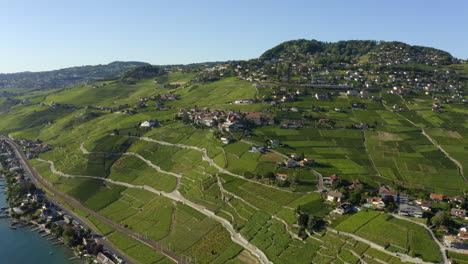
xmin=1 ymin=46 xmax=467 ymax=264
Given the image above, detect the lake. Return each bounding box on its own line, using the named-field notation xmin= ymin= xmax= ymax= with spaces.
xmin=0 ymin=179 xmax=81 ymax=264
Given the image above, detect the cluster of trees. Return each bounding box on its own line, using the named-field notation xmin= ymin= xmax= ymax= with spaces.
xmin=296 ymin=209 xmax=326 ymax=239
xmin=260 ymin=39 xmax=378 ymax=60
xmin=121 ymin=65 xmax=166 ymax=84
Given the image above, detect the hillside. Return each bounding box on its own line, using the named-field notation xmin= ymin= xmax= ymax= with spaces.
xmin=260 ymin=39 xmax=457 ymax=66
xmin=0 ymin=61 xmax=150 ymax=90
xmin=0 ymin=40 xmax=467 ymax=264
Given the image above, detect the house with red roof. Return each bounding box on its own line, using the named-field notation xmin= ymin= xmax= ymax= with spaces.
xmin=275 ymin=173 xmax=288 ymax=181
xmin=451 ymin=208 xmax=466 ymax=218
xmin=430 ymin=193 xmax=445 ymax=202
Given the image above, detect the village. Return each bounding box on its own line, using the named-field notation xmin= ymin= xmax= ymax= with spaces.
xmin=316 ymin=173 xmax=468 ymax=250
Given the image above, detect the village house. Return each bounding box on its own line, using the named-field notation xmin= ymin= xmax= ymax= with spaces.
xmin=317 ymin=118 xmax=333 ymax=126
xmin=275 ymin=173 xmax=288 ymax=181
xmin=220 ymin=120 xmax=244 ymax=132
xmin=366 ymin=197 xmax=385 ymax=208
xmin=459 ymin=226 xmax=468 ymax=241
xmin=346 ymin=90 xmax=359 ymax=96
xmin=63 ymin=215 xmax=73 ymax=224
xmin=348 ymin=179 xmax=363 ymax=190
xmin=327 ymin=190 xmax=343 ymax=203
xmin=286 ymin=158 xmax=298 ymax=168
xmin=299 ymin=158 xmax=315 ymax=166
xmin=220 ymin=136 xmax=232 ymax=145
xmin=323 ymin=174 xmax=340 ymax=185
xmin=415 ymin=200 xmax=432 ymax=211
xmin=438 ymin=225 xmax=449 ymax=234
xmin=315 ymin=93 xmax=329 ymax=101
xmin=353 ymin=123 xmax=369 ymax=129
xmin=398 ymin=204 xmax=423 ymax=218
xmin=380 ymin=189 xmax=398 ymax=201
xmin=451 ymin=208 xmax=466 ymax=218
xmin=398 ymin=193 xmax=409 ymax=204
xmin=245 ymin=112 xmax=262 ymax=126
xmin=281 ymin=94 xmax=295 ymax=102
xmin=281 ymin=121 xmax=303 ymax=129
xmin=389 ymin=87 xmax=407 ymax=95
xmin=96 ymin=252 xmax=116 ymax=264
xmin=249 ymin=146 xmax=265 ymax=153
xmin=234 ymin=98 xmax=254 ymax=104
xmin=12 ymin=207 xmax=23 ymax=214
xmin=432 ymin=102 xmax=441 ymax=112
xmin=160 ymin=93 xmax=179 ymax=101
xmin=430 ymin=193 xmax=445 ymax=202
xmin=333 ymin=203 xmax=353 ymax=215
xmin=360 ymin=90 xmax=371 ymax=99
xmin=140 ymin=120 xmax=158 ymax=128
xmin=458 ymin=231 xmax=468 ymax=241
xmin=334 ymin=107 xmax=343 ymax=112
xmin=290 ymin=153 xmax=301 ymax=160
xmin=444 ymin=235 xmax=468 ymax=249
xmin=449 ymin=196 xmax=465 ymax=203
xmin=269 ymin=139 xmax=280 ymax=147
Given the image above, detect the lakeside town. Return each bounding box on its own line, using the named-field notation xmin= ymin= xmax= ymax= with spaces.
xmin=0 ymin=138 xmax=126 ymax=264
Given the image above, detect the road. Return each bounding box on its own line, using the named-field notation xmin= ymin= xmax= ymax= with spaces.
xmin=129 ymin=135 xmax=294 ymax=194
xmin=47 ymin=141 xmax=273 ymax=263
xmin=37 ymin=158 xmax=272 ymax=264
xmin=385 ymin=96 xmax=466 ymax=183
xmin=420 ymin=129 xmax=466 ymax=182
xmin=1 ymin=136 xmax=188 ymax=264
xmin=327 ymin=228 xmax=433 ymax=264
xmin=391 ymin=214 xmax=449 ymax=264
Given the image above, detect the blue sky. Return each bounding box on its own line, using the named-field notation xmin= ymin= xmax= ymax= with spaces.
xmin=1 ymin=0 xmax=467 ymax=73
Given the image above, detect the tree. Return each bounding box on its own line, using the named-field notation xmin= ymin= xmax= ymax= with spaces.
xmin=181 ymin=114 xmax=190 ymax=124
xmin=264 ymin=171 xmax=275 ymax=180
xmin=431 ymin=211 xmax=449 ymax=226
xmin=90 ymin=243 xmax=103 ymax=256
xmin=307 ymin=215 xmax=324 ymax=231
xmin=62 ymin=227 xmax=78 ymax=247
xmin=349 ymin=191 xmax=362 ymax=204
xmin=297 ymin=214 xmax=309 ymax=227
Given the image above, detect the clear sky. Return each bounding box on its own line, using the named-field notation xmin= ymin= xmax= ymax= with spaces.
xmin=1 ymin=0 xmax=467 ymax=73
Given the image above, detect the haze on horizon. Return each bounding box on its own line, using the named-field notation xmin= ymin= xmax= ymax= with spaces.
xmin=1 ymin=0 xmax=467 ymax=73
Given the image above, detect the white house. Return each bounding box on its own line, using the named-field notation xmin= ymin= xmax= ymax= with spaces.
xmin=347 ymin=90 xmax=359 ymax=96
xmin=327 ymin=190 xmax=343 ymax=203
xmin=234 ymin=99 xmax=254 ymax=104
xmin=140 ymin=120 xmax=158 ymax=128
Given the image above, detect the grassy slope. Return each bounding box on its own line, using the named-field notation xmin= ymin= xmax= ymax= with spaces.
xmin=2 ymin=71 xmax=466 ymax=263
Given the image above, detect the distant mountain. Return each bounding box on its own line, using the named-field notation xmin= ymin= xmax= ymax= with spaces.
xmin=0 ymin=61 xmax=150 ymax=90
xmin=259 ymin=39 xmax=457 ymax=66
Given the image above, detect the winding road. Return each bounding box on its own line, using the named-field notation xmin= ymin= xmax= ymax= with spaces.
xmin=1 ymin=136 xmax=186 ymax=264
xmin=327 ymin=228 xmax=433 ymax=264
xmin=390 ymin=214 xmax=451 ymax=264
xmin=60 ymin=142 xmax=273 ymax=263
xmin=387 ymin=96 xmax=466 ymax=183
